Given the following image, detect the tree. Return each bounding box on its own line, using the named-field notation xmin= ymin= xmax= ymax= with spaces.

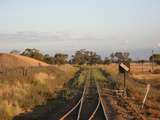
xmin=104 ymin=57 xmax=111 ymax=64
xmin=88 ymin=51 xmax=102 ymax=64
xmin=21 ymin=48 xmax=44 ymax=61
xmin=115 ymin=52 xmax=124 ymax=62
xmin=54 ymin=53 xmax=68 ymax=64
xmin=71 ymin=49 xmax=102 ymax=65
xmin=43 ymin=54 xmax=55 ymax=64
xmin=138 ymin=60 xmax=145 ymax=72
xmin=149 ymin=54 xmax=160 ymax=65
xmin=10 ymin=50 xmax=21 ymax=55
xmin=110 ymin=52 xmax=130 ymax=63
xmin=110 ymin=53 xmax=115 ymax=62
xmin=71 ymin=49 xmax=89 ymax=64
xmin=123 ymin=52 xmax=130 ymax=60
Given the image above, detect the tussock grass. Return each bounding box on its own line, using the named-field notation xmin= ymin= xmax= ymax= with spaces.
xmin=0 ymin=66 xmax=78 ymax=120
xmin=12 ymin=68 xmax=87 ymax=120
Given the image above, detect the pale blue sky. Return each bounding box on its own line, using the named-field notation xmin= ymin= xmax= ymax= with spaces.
xmin=0 ymin=0 xmax=160 ymax=58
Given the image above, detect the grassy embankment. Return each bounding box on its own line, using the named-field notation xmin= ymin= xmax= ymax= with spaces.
xmin=0 ymin=65 xmax=78 ymax=120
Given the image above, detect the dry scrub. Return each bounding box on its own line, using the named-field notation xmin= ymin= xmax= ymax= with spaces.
xmin=0 ymin=66 xmax=78 ymax=120
xmin=100 ymin=64 xmax=160 ymax=119
xmin=0 ymin=53 xmax=48 ymax=70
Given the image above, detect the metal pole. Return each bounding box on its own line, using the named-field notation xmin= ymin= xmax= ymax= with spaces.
xmin=124 ymin=71 xmax=126 ymax=96
xmin=152 ymin=50 xmax=154 ymax=72
xmin=124 ymin=71 xmax=126 ymax=90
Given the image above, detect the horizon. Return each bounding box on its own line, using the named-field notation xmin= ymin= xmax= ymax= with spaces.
xmin=0 ymin=46 xmax=159 ymax=60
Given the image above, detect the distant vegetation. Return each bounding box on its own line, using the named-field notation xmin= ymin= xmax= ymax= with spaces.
xmin=149 ymin=53 xmax=160 ymax=65
xmin=21 ymin=48 xmax=44 ymax=61
xmin=70 ymin=49 xmax=103 ymax=64
xmin=10 ymin=48 xmax=135 ymax=65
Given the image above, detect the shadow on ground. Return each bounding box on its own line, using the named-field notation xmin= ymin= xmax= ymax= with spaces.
xmin=13 ymin=94 xmax=81 ymax=120
xmin=13 ymin=70 xmax=82 ymax=120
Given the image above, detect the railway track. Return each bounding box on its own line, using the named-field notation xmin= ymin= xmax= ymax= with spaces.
xmin=96 ymin=80 xmax=117 ymax=120
xmin=77 ymin=71 xmax=100 ymax=120
xmin=96 ymin=72 xmax=146 ymax=120
xmin=59 ymin=70 xmax=107 ymax=120
xmin=59 ymin=69 xmax=145 ymax=120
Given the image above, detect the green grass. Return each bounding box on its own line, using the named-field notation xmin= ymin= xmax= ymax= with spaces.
xmin=92 ymin=68 xmax=118 ymax=89
xmin=92 ymin=69 xmax=106 ymax=81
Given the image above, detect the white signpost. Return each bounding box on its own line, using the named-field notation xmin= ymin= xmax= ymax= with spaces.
xmin=142 ymin=84 xmax=151 ymax=108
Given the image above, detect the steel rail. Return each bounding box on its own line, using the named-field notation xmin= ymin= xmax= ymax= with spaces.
xmin=59 ymin=83 xmax=87 ymax=120
xmin=59 ymin=98 xmax=81 ymax=120
xmin=60 ymin=70 xmax=108 ymax=120
xmin=95 ymin=78 xmax=109 ymax=120
xmin=77 ymin=70 xmax=102 ymax=120
xmin=88 ymin=99 xmax=101 ymax=120
xmin=76 ymin=83 xmax=87 ymax=120
xmin=88 ymin=74 xmax=102 ymax=120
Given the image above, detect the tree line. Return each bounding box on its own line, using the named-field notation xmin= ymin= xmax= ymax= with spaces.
xmin=9 ymin=48 xmax=131 ymax=65
xmin=10 ymin=48 xmax=160 ymax=65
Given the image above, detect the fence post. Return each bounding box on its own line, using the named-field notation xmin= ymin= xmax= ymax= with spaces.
xmin=142 ymin=84 xmax=151 ymax=109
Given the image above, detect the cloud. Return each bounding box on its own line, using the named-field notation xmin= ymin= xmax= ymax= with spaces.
xmin=0 ymin=31 xmax=159 ymax=54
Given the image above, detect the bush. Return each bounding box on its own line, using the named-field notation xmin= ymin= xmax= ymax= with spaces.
xmin=153 ymin=69 xmax=160 ymax=74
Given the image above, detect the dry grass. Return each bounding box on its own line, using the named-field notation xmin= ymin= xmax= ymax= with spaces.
xmin=53 ymin=64 xmax=79 ymax=78
xmin=0 ymin=53 xmax=48 ymax=70
xmin=13 ymin=67 xmax=85 ymax=120
xmin=0 ymin=65 xmax=78 ymax=120
xmin=0 ymin=54 xmax=78 ymax=120
xmin=97 ymin=63 xmax=160 ymax=75
xmin=132 ymin=73 xmax=160 ymax=80
xmin=92 ymin=64 xmax=119 ymax=75
xmin=130 ymin=63 xmax=160 ymax=74
xmin=99 ymin=64 xmax=160 ymax=119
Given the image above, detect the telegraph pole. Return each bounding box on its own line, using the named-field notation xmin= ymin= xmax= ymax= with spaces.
xmin=152 ymin=50 xmax=154 ymax=72
xmin=124 ymin=71 xmax=126 ymax=89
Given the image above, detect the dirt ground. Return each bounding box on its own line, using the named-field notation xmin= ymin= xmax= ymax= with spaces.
xmin=99 ymin=64 xmax=160 ymax=119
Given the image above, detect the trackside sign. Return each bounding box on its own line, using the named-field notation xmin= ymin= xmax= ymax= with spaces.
xmin=120 ymin=63 xmax=129 ymax=72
